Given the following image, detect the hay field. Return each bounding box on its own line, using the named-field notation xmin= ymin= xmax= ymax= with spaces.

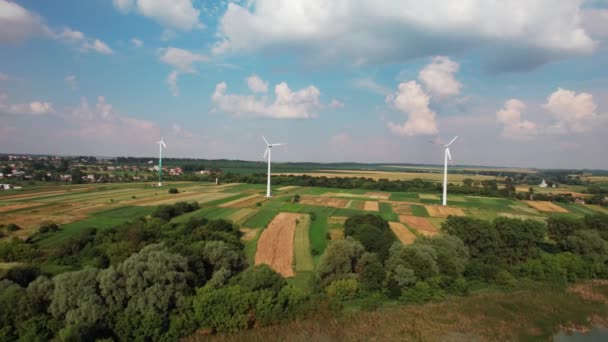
xmin=425 ymin=205 xmax=466 ymax=218
xmin=363 ymin=201 xmax=379 ymax=211
xmin=400 ymin=215 xmax=439 ymax=237
xmin=524 ymin=201 xmax=570 ymax=213
xmin=294 ymin=214 xmax=313 ymax=272
xmin=389 ymin=222 xmax=416 ymax=245
xmin=299 ymin=195 xmax=349 ymax=208
xmin=255 ymin=212 xmax=299 ymax=277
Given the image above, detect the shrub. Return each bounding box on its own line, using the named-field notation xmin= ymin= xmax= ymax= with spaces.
xmin=325 ymin=278 xmax=359 ymax=301
xmin=168 ymin=188 xmax=179 ymax=194
xmin=39 ymin=222 xmax=60 ymax=234
xmin=401 ymin=281 xmax=440 ymax=303
xmin=6 ymin=223 xmax=21 ymax=232
xmin=494 ymin=270 xmax=517 ymax=288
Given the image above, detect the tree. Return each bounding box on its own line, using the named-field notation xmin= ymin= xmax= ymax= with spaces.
xmin=356 ymin=252 xmax=385 ymax=292
xmin=316 ymin=238 xmax=365 ymax=286
xmin=70 ymin=168 xmax=83 ymax=184
xmin=235 ymin=265 xmax=286 ymax=294
xmin=442 ymin=216 xmax=497 ymax=260
xmin=547 ymin=217 xmax=585 ymax=248
xmin=494 ymin=217 xmax=546 ymax=264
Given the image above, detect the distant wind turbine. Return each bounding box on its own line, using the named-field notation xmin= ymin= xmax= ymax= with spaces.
xmin=262 ymin=136 xmax=285 ymax=197
xmin=431 ymin=136 xmax=458 ymax=206
xmin=157 ymin=137 xmax=167 ymax=186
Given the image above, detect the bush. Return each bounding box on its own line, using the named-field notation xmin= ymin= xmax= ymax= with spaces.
xmin=193 ymin=285 xmax=254 ymax=332
xmin=325 ymin=278 xmax=359 ymax=301
xmin=39 ymin=222 xmax=60 ymax=234
xmin=494 ymin=270 xmax=517 ymax=288
xmin=401 ymin=281 xmax=441 ymax=303
xmin=6 ymin=223 xmax=21 ymax=232
xmin=168 ymin=188 xmax=179 ymax=194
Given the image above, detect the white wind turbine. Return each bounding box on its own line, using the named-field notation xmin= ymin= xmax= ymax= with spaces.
xmin=157 ymin=137 xmax=167 ymax=186
xmin=262 ymin=136 xmax=285 ymax=197
xmin=431 ymin=136 xmax=458 ymax=206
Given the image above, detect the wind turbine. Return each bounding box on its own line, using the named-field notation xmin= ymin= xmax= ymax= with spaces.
xmin=262 ymin=136 xmax=285 ymax=197
xmin=157 ymin=137 xmax=167 ymax=186
xmin=431 ymin=136 xmax=458 ymax=206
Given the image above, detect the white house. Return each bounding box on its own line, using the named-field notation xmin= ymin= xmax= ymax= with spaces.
xmin=539 ymin=179 xmax=548 ymax=188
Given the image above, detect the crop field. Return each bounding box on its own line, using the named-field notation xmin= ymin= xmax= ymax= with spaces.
xmin=278 ymin=170 xmax=498 ymax=183
xmin=1 ymin=180 xmax=604 ymax=284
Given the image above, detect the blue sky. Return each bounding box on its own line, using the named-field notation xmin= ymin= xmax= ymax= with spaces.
xmin=1 ymin=0 xmax=608 ymax=169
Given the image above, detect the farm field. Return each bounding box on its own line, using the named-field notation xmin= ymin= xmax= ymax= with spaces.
xmin=277 ymin=170 xmax=499 ymax=183
xmin=1 ymin=181 xmax=606 ymax=283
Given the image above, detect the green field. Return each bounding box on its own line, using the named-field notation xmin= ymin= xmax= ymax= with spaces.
xmin=0 ymin=180 xmax=603 ymax=285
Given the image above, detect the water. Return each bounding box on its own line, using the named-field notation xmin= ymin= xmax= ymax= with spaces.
xmin=554 ymin=326 xmax=608 ymax=341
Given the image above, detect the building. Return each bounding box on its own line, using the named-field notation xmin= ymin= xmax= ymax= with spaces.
xmin=0 ymin=184 xmax=13 ymax=190
xmin=539 ymin=179 xmax=548 ymax=188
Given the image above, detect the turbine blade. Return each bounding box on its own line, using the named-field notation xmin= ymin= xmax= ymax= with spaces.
xmin=446 ymin=148 xmax=452 ymax=161
xmin=446 ymin=136 xmax=459 ymax=147
xmin=161 ymin=141 xmax=167 ymax=148
xmin=263 ymin=147 xmax=269 ymax=159
xmin=262 ymin=136 xmax=269 ymax=145
xmin=271 ymin=143 xmax=286 ymax=147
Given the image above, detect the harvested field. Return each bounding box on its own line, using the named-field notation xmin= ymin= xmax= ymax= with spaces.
xmin=240 ymin=228 xmax=259 ymax=241
xmin=425 ymin=205 xmax=465 ymax=218
xmin=220 ymin=194 xmax=263 ymax=208
xmin=386 ymin=201 xmax=412 ymax=215
xmin=328 ymin=216 xmax=347 ymax=226
xmin=524 ymin=201 xmax=569 ymax=213
xmin=0 ymin=187 xmax=91 ymax=201
xmin=389 ymin=222 xmax=416 ymax=245
xmin=294 ymin=214 xmax=313 ymax=272
xmin=419 ymin=194 xmax=440 ymax=200
xmin=0 ymin=202 xmax=46 ymax=213
xmin=498 ymin=213 xmax=545 ymax=221
xmin=364 ymin=192 xmax=390 ymax=200
xmin=278 ymin=186 xmax=300 ymax=191
xmin=1 ymin=213 xmax=87 ymax=235
xmin=299 ymin=195 xmax=348 ymax=208
xmin=400 ymin=215 xmax=439 ymax=237
xmin=363 ymin=201 xmax=379 ymax=211
xmin=346 ymin=200 xmax=364 ymax=210
xmin=329 ymin=229 xmax=343 ymax=240
xmin=255 ymin=212 xmax=299 ymax=277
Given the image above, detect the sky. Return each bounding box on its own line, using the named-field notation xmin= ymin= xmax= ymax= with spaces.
xmin=1 ymin=0 xmax=608 ymax=169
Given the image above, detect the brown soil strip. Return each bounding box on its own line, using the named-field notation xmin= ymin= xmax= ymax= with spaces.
xmin=524 ymin=201 xmax=569 ymax=213
xmin=400 ymin=215 xmax=439 ymax=237
xmin=299 ymin=195 xmax=348 ymax=208
xmin=254 ymin=212 xmax=299 ymax=277
xmin=363 ymin=201 xmax=379 ymax=211
xmin=424 ymin=205 xmax=465 ymax=218
xmin=389 ymin=222 xmax=417 ymax=245
xmin=0 ymin=202 xmax=47 ymax=213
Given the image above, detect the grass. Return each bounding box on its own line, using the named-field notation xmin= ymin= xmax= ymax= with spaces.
xmin=205 ymin=283 xmax=608 ymax=341
xmin=204 ymin=193 xmax=251 ymax=206
xmin=390 ymin=192 xmax=421 ymax=202
xmin=379 ymin=202 xmax=399 ymax=222
xmin=35 ymin=206 xmax=155 ymax=248
xmin=222 ymin=184 xmax=268 ymax=193
xmin=243 ymin=210 xmax=279 ymax=228
xmin=243 ymin=229 xmax=262 ymax=265
xmin=293 ymin=214 xmax=313 ymax=272
xmin=411 ymin=204 xmax=429 ymax=217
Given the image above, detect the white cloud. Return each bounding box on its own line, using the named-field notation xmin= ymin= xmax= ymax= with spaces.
xmin=352 ymin=78 xmax=391 ymax=95
xmin=159 ymin=47 xmax=207 ymax=73
xmin=329 ymin=99 xmax=345 ymax=109
xmin=170 ymin=123 xmax=193 ymax=138
xmin=247 ymin=74 xmax=268 ymax=93
xmin=167 ymin=71 xmax=179 ymax=96
xmin=80 ymin=39 xmax=113 ymax=55
xmin=212 ymin=79 xmax=321 ymax=119
xmin=55 ymin=27 xmax=85 ymax=42
xmin=0 ymin=92 xmax=54 ymax=115
xmin=65 ymin=75 xmax=77 ymax=90
xmin=0 ymin=0 xmax=50 ymax=43
xmin=496 ymin=99 xmax=538 ymax=140
xmin=131 ymin=38 xmax=143 ymax=47
xmin=214 ymin=0 xmax=595 ymax=71
xmin=418 ymin=56 xmax=462 ymax=98
xmin=159 ymin=47 xmax=208 ymax=95
xmin=543 ymin=88 xmax=601 ymax=134
xmin=385 ymin=81 xmax=438 ymax=136
xmin=112 ymin=0 xmax=202 ymax=31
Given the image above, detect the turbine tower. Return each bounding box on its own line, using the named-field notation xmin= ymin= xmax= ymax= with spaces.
xmin=431 ymin=136 xmax=458 ymax=206
xmin=157 ymin=137 xmax=167 ymax=186
xmin=262 ymin=136 xmax=285 ymax=197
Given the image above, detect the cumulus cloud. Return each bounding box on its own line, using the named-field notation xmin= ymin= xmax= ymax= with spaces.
xmin=65 ymin=75 xmax=77 ymax=90
xmin=582 ymin=8 xmax=608 ymax=40
xmin=418 ymin=56 xmax=462 ymax=98
xmin=131 ymin=38 xmax=143 ymax=47
xmin=212 ymin=78 xmax=321 ymax=119
xmin=329 ymin=99 xmax=345 ymax=109
xmin=0 ymin=0 xmax=50 ymax=43
xmin=112 ymin=0 xmax=202 ymax=31
xmin=159 ymin=47 xmax=208 ymax=95
xmin=0 ymin=92 xmax=54 ymax=115
xmin=159 ymin=47 xmax=207 ymax=72
xmin=496 ymin=99 xmax=538 ymax=140
xmin=247 ymin=74 xmax=268 ymax=93
xmin=544 ymin=88 xmax=601 ymax=134
xmin=214 ymin=0 xmax=595 ymax=71
xmin=79 ymin=39 xmax=113 ymax=54
xmin=385 ymin=81 xmax=438 ymax=136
